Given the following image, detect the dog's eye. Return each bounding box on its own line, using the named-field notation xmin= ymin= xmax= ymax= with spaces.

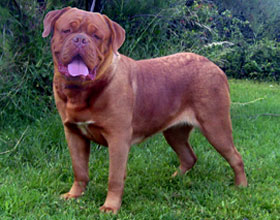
xmin=93 ymin=34 xmax=101 ymax=40
xmin=62 ymin=29 xmax=71 ymax=34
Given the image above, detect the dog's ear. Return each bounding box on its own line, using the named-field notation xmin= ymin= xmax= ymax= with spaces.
xmin=42 ymin=7 xmax=71 ymax=38
xmin=103 ymin=15 xmax=125 ymax=53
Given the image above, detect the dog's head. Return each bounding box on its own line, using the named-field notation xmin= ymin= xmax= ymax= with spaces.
xmin=42 ymin=7 xmax=125 ymax=81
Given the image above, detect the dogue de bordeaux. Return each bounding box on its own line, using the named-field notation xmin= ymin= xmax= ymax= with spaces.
xmin=42 ymin=7 xmax=247 ymax=213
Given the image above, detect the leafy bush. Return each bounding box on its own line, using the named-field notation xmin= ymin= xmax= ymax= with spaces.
xmin=102 ymin=0 xmax=189 ymax=58
xmin=214 ymin=0 xmax=280 ymax=40
xmin=243 ymin=39 xmax=280 ymax=81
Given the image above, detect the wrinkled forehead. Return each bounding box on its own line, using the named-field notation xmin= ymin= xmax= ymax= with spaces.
xmin=55 ymin=8 xmax=108 ymax=32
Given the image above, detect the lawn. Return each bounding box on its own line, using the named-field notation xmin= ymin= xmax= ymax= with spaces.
xmin=0 ymin=79 xmax=280 ymax=219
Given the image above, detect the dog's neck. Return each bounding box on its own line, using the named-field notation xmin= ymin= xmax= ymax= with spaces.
xmin=53 ymin=52 xmax=118 ymax=108
xmin=95 ymin=50 xmax=120 ymax=80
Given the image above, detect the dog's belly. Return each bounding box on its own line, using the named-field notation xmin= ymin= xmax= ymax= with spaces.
xmin=131 ymin=108 xmax=199 ymax=145
xmin=165 ymin=108 xmax=199 ymax=128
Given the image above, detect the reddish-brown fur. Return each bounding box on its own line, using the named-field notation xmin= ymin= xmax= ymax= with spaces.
xmin=43 ymin=7 xmax=247 ymax=214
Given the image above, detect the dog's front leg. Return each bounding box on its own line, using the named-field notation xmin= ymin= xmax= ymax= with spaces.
xmin=61 ymin=126 xmax=90 ymax=199
xmin=100 ymin=135 xmax=130 ymax=214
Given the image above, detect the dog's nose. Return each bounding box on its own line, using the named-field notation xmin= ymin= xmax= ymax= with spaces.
xmin=73 ymin=34 xmax=88 ymax=47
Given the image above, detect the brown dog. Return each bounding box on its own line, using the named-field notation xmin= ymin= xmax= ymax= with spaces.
xmin=42 ymin=7 xmax=247 ymax=213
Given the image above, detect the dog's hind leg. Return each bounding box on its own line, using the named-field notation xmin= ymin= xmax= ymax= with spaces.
xmin=163 ymin=125 xmax=197 ymax=177
xmin=198 ymin=114 xmax=247 ymax=187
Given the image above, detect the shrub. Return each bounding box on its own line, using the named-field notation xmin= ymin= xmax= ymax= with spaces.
xmin=243 ymin=39 xmax=280 ymax=81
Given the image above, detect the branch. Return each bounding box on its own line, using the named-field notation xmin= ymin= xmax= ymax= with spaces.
xmin=90 ymin=0 xmax=96 ymax=12
xmin=231 ymin=97 xmax=264 ymax=106
xmin=250 ymin=113 xmax=280 ymax=119
xmin=0 ymin=126 xmax=29 ymax=155
xmin=12 ymin=0 xmax=22 ymax=18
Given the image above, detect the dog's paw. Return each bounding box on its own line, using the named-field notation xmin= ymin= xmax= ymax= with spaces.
xmin=172 ymin=166 xmax=192 ymax=178
xmin=235 ymin=179 xmax=248 ymax=187
xmin=171 ymin=170 xmax=180 ymax=178
xmin=99 ymin=205 xmax=119 ymax=214
xmin=171 ymin=168 xmax=185 ymax=178
xmin=60 ymin=192 xmax=82 ymax=200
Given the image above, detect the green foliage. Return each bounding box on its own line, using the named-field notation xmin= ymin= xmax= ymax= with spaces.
xmin=101 ymin=0 xmax=280 ymax=81
xmin=178 ymin=1 xmax=280 ymax=81
xmin=243 ymin=39 xmax=280 ymax=81
xmin=214 ymin=0 xmax=280 ymax=40
xmin=102 ymin=0 xmax=188 ymax=58
xmin=0 ymin=0 xmax=85 ymax=127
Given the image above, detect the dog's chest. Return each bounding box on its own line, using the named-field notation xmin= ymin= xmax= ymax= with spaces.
xmin=73 ymin=121 xmax=107 ymax=146
xmin=75 ymin=121 xmax=95 ymax=137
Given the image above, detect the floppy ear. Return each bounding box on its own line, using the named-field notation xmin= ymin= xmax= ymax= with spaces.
xmin=103 ymin=15 xmax=126 ymax=53
xmin=42 ymin=7 xmax=71 ymax=38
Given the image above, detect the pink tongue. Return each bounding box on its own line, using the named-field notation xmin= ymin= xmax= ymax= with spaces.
xmin=67 ymin=57 xmax=89 ymax=76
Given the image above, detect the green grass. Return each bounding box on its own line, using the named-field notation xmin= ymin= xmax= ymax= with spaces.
xmin=1 ymin=79 xmax=280 ymax=219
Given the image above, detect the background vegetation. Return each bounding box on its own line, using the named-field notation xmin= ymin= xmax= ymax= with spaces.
xmin=1 ymin=0 xmax=280 ymax=127
xmin=1 ymin=0 xmax=280 ymax=219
